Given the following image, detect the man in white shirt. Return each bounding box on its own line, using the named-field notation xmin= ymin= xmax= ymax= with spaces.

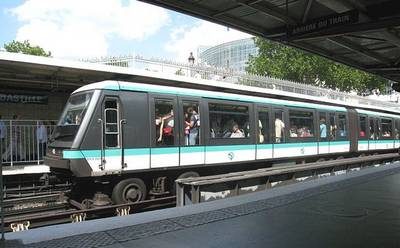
xmin=275 ymin=117 xmax=285 ymax=143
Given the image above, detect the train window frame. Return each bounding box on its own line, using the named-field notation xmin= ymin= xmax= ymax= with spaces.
xmin=257 ymin=106 xmax=271 ymax=144
xmin=369 ymin=117 xmax=377 ymax=140
xmin=287 ymin=107 xmax=316 ymax=143
xmin=380 ymin=117 xmax=393 ymax=139
xmin=318 ymin=112 xmax=329 ymax=142
xmin=328 ymin=112 xmax=337 ymax=141
xmin=273 ymin=107 xmax=287 ymax=144
xmin=103 ymin=97 xmax=120 ymax=148
xmin=180 ymin=98 xmax=202 ymax=146
xmin=358 ymin=115 xmax=368 ymax=140
xmin=336 ymin=112 xmax=348 ymax=141
xmin=206 ymin=99 xmax=253 ymax=146
xmin=151 ymin=96 xmax=178 ymax=148
xmin=395 ymin=119 xmax=400 ymax=140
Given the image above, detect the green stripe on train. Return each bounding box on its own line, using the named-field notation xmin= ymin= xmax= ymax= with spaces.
xmin=63 ymin=141 xmax=350 ymax=159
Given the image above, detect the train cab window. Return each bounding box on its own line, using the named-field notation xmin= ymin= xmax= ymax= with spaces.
xmin=274 ymin=109 xmax=285 ymax=143
xmin=359 ymin=116 xmax=367 ymax=139
xmin=104 ymin=99 xmax=119 ymax=148
xmin=338 ymin=114 xmax=347 ymax=138
xmin=369 ymin=118 xmax=376 ymax=140
xmin=319 ymin=113 xmax=327 ymax=142
xmin=258 ymin=109 xmax=269 ymax=144
xmin=381 ymin=118 xmax=392 ymax=138
xmin=209 ymin=103 xmax=249 ymax=139
xmin=183 ymin=101 xmax=200 ymax=146
xmin=155 ymin=100 xmax=175 ymax=146
xmin=329 ymin=113 xmax=336 ymax=140
xmin=288 ymin=110 xmax=314 ymax=140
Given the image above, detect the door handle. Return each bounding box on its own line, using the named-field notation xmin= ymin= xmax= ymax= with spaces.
xmin=120 ymin=119 xmax=127 ymax=169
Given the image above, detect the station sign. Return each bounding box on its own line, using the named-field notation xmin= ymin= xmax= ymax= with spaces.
xmin=288 ymin=10 xmax=359 ymax=37
xmin=0 ymin=93 xmax=48 ymax=104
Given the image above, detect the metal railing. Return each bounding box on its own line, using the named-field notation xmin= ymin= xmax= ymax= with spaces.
xmin=82 ymin=55 xmax=400 ymax=112
xmin=175 ymin=153 xmax=399 ymax=206
xmin=0 ymin=120 xmax=56 ymax=166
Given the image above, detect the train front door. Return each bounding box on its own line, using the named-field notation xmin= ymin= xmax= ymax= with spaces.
xmin=100 ymin=97 xmax=124 ymax=172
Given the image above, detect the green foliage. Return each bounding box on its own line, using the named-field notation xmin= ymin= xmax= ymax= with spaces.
xmin=247 ymin=37 xmax=387 ymax=94
xmin=4 ymin=40 xmax=51 ymax=57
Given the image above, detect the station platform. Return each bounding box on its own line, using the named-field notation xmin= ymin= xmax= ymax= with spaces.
xmin=5 ymin=162 xmax=400 ymax=248
xmin=2 ymin=164 xmax=49 ymax=176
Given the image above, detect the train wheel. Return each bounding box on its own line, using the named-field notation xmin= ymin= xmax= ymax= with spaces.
xmin=178 ymin=171 xmax=200 ymax=180
xmin=171 ymin=171 xmax=199 ymax=195
xmin=112 ymin=178 xmax=147 ymax=204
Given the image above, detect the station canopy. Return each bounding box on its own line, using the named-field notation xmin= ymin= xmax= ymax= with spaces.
xmin=141 ymin=0 xmax=400 ymax=87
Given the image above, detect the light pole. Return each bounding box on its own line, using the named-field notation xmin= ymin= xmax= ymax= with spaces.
xmin=188 ymin=52 xmax=195 ymax=77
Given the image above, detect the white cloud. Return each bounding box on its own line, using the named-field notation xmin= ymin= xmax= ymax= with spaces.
xmin=165 ymin=21 xmax=252 ymax=62
xmin=9 ymin=0 xmax=169 ymax=58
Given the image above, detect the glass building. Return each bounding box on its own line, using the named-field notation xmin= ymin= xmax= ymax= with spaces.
xmin=198 ymin=38 xmax=258 ymax=72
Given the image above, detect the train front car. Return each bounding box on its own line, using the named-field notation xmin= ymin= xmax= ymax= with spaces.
xmin=45 ymin=89 xmax=100 ymax=178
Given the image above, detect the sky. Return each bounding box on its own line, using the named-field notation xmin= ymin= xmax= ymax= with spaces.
xmin=0 ymin=0 xmax=252 ymax=62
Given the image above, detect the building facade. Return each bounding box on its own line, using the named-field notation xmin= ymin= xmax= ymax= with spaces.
xmin=198 ymin=38 xmax=258 ymax=72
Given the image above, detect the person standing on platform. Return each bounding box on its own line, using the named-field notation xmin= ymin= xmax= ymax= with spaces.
xmin=0 ymin=115 xmax=6 ymax=157
xmin=36 ymin=121 xmax=48 ymax=159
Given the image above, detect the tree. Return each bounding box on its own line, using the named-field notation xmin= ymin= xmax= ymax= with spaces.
xmin=246 ymin=37 xmax=387 ymax=94
xmin=4 ymin=40 xmax=51 ymax=57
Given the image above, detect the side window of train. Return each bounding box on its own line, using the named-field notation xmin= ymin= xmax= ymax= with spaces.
xmin=183 ymin=101 xmax=200 ymax=146
xmin=396 ymin=119 xmax=400 ymax=139
xmin=155 ymin=99 xmax=175 ymax=147
xmin=273 ymin=109 xmax=286 ymax=143
xmin=380 ymin=118 xmax=392 ymax=139
xmin=337 ymin=113 xmax=347 ymax=139
xmin=319 ymin=112 xmax=327 ymax=142
xmin=209 ymin=103 xmax=249 ymax=139
xmin=359 ymin=115 xmax=367 ymax=139
xmin=258 ymin=108 xmax=269 ymax=144
xmin=329 ymin=113 xmax=336 ymax=140
xmin=288 ymin=109 xmax=315 ymax=141
xmin=369 ymin=118 xmax=376 ymax=140
xmin=104 ymin=99 xmax=119 ymax=148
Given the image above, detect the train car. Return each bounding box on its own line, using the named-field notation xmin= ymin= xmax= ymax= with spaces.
xmin=44 ymin=80 xmax=400 ymax=204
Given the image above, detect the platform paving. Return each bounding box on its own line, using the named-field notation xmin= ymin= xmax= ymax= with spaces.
xmin=5 ymin=162 xmax=400 ymax=248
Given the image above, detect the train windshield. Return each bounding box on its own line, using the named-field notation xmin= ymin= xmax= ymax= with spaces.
xmin=53 ymin=92 xmax=93 ymax=142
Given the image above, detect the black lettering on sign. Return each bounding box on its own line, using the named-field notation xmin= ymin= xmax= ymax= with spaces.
xmin=288 ymin=10 xmax=358 ymax=36
xmin=0 ymin=93 xmax=48 ymax=104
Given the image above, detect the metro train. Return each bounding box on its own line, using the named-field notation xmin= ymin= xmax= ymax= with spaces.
xmin=45 ymin=80 xmax=400 ymax=204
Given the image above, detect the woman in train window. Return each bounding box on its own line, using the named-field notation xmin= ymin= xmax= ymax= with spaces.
xmin=187 ymin=107 xmax=200 ymax=145
xmin=157 ymin=109 xmax=174 ymax=145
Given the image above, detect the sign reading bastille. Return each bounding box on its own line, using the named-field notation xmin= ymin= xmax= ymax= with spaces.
xmin=288 ymin=10 xmax=359 ymax=37
xmin=0 ymin=93 xmax=48 ymax=104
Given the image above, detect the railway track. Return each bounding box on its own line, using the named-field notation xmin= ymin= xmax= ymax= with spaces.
xmin=4 ymin=196 xmax=176 ymax=232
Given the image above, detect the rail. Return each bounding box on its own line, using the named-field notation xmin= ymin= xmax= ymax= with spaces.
xmin=0 ymin=120 xmax=56 ymax=166
xmin=175 ymin=153 xmax=400 ymax=206
xmin=4 ymin=196 xmax=176 ymax=232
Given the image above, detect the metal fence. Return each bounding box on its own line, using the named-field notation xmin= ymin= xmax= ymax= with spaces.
xmin=83 ymin=55 xmax=400 ymax=112
xmin=0 ymin=120 xmax=56 ymax=166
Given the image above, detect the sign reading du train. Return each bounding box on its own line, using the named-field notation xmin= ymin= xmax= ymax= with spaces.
xmin=0 ymin=93 xmax=48 ymax=104
xmin=288 ymin=10 xmax=359 ymax=36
